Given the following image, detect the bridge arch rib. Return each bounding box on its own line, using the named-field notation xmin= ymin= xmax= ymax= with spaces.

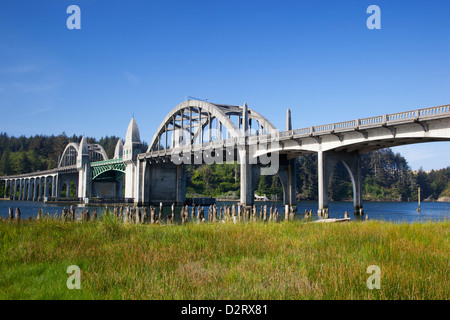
xmin=147 ymin=100 xmax=278 ymax=152
xmin=58 ymin=141 xmax=109 ymax=168
xmin=59 ymin=142 xmax=79 ymax=168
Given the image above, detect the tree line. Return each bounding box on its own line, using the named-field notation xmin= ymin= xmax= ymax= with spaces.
xmin=1 ymin=132 xmax=449 ymax=201
xmin=0 ymin=132 xmax=123 ymax=176
xmin=187 ymin=149 xmax=450 ymax=202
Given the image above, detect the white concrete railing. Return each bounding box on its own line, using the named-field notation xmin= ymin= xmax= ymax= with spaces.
xmin=279 ymin=104 xmax=450 ymax=139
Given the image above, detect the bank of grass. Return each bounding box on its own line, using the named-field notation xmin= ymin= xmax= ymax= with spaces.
xmin=0 ymin=215 xmax=448 ymax=300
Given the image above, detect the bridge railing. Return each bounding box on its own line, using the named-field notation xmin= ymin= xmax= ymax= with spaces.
xmin=293 ymin=127 xmax=311 ymax=136
xmin=386 ymin=111 xmax=417 ymax=122
xmin=278 ymin=104 xmax=450 ymax=139
xmin=359 ymin=116 xmax=383 ymax=127
xmin=333 ymin=120 xmax=357 ymax=131
xmin=418 ymin=105 xmax=450 ymax=118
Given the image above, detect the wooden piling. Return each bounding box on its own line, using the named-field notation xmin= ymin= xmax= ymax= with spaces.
xmin=92 ymin=208 xmax=97 ymax=221
xmin=15 ymin=207 xmax=21 ymax=222
xmin=158 ymin=203 xmax=163 ymax=222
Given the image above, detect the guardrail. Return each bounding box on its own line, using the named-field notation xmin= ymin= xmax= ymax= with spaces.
xmin=278 ymin=104 xmax=450 ymax=139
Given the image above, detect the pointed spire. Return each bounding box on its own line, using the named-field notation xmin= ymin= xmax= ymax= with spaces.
xmin=125 ymin=117 xmax=140 ymax=144
xmin=114 ymin=139 xmax=124 ymax=159
xmin=79 ymin=136 xmax=88 ymax=155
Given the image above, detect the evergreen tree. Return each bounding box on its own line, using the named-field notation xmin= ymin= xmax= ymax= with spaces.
xmin=0 ymin=150 xmax=11 ymax=175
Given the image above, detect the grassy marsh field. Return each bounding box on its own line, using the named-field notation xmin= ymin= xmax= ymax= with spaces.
xmin=0 ymin=215 xmax=448 ymax=300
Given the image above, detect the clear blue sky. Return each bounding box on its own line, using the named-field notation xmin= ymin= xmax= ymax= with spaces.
xmin=0 ymin=0 xmax=449 ymax=170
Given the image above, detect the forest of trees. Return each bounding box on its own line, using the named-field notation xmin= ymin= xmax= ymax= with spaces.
xmin=1 ymin=132 xmax=449 ymax=202
xmin=0 ymin=132 xmax=122 ymax=176
xmin=186 ymin=149 xmax=450 ymax=202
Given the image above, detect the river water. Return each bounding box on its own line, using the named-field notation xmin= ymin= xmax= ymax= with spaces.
xmin=0 ymin=199 xmax=448 ymax=223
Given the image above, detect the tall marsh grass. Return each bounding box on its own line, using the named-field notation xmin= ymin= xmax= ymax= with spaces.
xmin=0 ymin=218 xmax=448 ymax=299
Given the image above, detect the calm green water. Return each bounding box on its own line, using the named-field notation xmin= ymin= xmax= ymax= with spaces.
xmin=1 ymin=200 xmax=449 ymax=223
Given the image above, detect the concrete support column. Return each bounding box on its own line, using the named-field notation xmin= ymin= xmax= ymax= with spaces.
xmin=3 ymin=180 xmax=6 ymax=198
xmin=124 ymin=163 xmax=135 ymax=200
xmin=18 ymin=179 xmax=23 ymax=201
xmin=27 ymin=180 xmax=33 ymax=201
xmin=176 ymin=164 xmax=186 ymax=205
xmin=347 ymin=154 xmax=363 ymax=215
xmin=239 ymin=148 xmax=253 ymax=206
xmin=44 ymin=177 xmax=50 ymax=200
xmin=24 ymin=180 xmax=28 ymax=200
xmin=317 ymin=151 xmax=329 ymax=215
xmin=33 ymin=178 xmax=38 ymax=201
xmin=78 ymin=164 xmax=91 ymax=200
xmin=55 ymin=175 xmax=61 ymax=198
xmin=116 ymin=176 xmax=124 ymax=199
xmin=135 ymin=159 xmax=143 ymax=205
xmin=38 ymin=178 xmax=43 ymax=200
xmin=23 ymin=179 xmax=27 ymax=200
xmin=278 ymin=155 xmax=297 ymax=206
xmin=23 ymin=180 xmax=26 ymax=201
xmin=17 ymin=179 xmax=21 ymax=200
xmin=239 ymin=102 xmax=254 ymax=206
xmin=78 ymin=169 xmax=84 ymax=199
xmin=51 ymin=176 xmax=55 ymax=197
xmin=43 ymin=177 xmax=48 ymax=199
xmin=317 ymin=150 xmax=364 ymax=216
xmin=13 ymin=180 xmax=17 ymax=200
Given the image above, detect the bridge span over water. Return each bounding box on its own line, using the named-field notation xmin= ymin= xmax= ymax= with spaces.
xmin=2 ymin=100 xmax=450 ymax=215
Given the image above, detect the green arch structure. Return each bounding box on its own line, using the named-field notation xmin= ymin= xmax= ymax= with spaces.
xmin=91 ymin=158 xmax=126 ymax=181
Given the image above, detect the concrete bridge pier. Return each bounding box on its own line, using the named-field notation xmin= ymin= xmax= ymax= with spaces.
xmin=18 ymin=179 xmax=23 ymax=201
xmin=32 ymin=178 xmax=38 ymax=201
xmin=78 ymin=165 xmax=92 ymax=200
xmin=140 ymin=161 xmax=186 ymax=206
xmin=2 ymin=180 xmax=7 ymax=198
xmin=239 ymin=147 xmax=262 ymax=207
xmin=12 ymin=180 xmax=16 ymax=200
xmin=317 ymin=150 xmax=363 ymax=216
xmin=27 ymin=179 xmax=32 ymax=201
xmin=278 ymin=155 xmax=297 ymax=206
xmin=116 ymin=176 xmax=124 ymax=199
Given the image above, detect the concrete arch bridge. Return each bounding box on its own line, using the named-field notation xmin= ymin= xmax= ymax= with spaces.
xmin=1 ymin=100 xmax=450 ymax=215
